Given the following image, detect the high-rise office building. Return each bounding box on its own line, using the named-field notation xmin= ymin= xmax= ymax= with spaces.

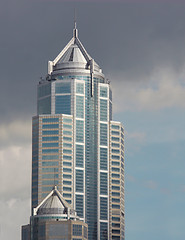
xmin=32 ymin=24 xmax=125 ymax=240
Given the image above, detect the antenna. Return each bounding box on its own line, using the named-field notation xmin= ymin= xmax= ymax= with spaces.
xmin=74 ymin=8 xmax=77 ymax=29
xmin=73 ymin=8 xmax=78 ymax=38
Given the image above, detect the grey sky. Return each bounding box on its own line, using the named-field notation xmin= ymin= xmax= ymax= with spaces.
xmin=1 ymin=1 xmax=185 ymax=122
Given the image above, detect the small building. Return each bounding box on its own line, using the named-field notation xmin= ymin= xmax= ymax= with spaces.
xmin=22 ymin=186 xmax=88 ymax=240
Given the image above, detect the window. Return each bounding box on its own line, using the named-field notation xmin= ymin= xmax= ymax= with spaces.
xmin=63 ymin=137 xmax=72 ymax=142
xmin=73 ymin=224 xmax=82 ymax=236
xmin=42 ymin=118 xmax=59 ymax=123
xmin=100 ymin=172 xmax=108 ymax=195
xmin=76 ymin=145 xmax=84 ymax=167
xmin=76 ymin=82 xmax=84 ymax=94
xmin=100 ymin=148 xmax=108 ymax=170
xmin=76 ymin=96 xmax=84 ymax=118
xmin=42 ymin=124 xmax=59 ymax=129
xmin=100 ymin=99 xmax=107 ymax=121
xmin=55 ymin=82 xmax=71 ymax=94
xmin=100 ymin=197 xmax=108 ymax=220
xmin=42 ymin=136 xmax=58 ymax=141
xmin=63 ymin=124 xmax=72 ymax=129
xmin=63 ymin=130 xmax=72 ymax=135
xmin=42 ymin=161 xmax=58 ymax=166
xmin=111 ymin=125 xmax=120 ymax=130
xmin=100 ymin=222 xmax=108 ymax=240
xmin=42 ymin=130 xmax=58 ymax=135
xmin=42 ymin=142 xmax=58 ymax=148
xmin=42 ymin=149 xmax=58 ymax=153
xmin=42 ymin=155 xmax=59 ymax=160
xmin=76 ymin=120 xmax=84 ymax=143
xmin=76 ymin=170 xmax=83 ymax=192
xmin=76 ymin=195 xmax=84 ymax=218
xmin=100 ymin=86 xmax=107 ymax=97
xmin=55 ymin=95 xmax=71 ymax=115
xmin=100 ymin=123 xmax=107 ymax=146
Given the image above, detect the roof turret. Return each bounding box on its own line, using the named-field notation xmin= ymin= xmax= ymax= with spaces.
xmin=48 ymin=24 xmax=104 ymax=78
xmin=33 ymin=186 xmax=78 ymax=220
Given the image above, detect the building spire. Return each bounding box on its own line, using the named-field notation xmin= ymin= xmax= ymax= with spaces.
xmin=73 ymin=8 xmax=78 ymax=38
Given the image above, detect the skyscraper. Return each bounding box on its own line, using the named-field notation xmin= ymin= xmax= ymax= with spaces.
xmin=32 ymin=24 xmax=125 ymax=240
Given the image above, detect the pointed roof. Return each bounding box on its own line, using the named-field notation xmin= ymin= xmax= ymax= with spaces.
xmin=48 ymin=24 xmax=104 ymax=78
xmin=33 ymin=186 xmax=77 ymax=219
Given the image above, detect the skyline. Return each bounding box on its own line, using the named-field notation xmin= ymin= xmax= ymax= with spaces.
xmin=1 ymin=1 xmax=185 ymax=240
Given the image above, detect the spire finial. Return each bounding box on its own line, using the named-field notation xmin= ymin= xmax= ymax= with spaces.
xmin=73 ymin=8 xmax=78 ymax=38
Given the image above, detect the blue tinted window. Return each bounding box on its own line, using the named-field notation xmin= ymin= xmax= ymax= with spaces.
xmin=112 ymin=179 xmax=120 ymax=184
xmin=100 ymin=222 xmax=108 ymax=240
xmin=38 ymin=97 xmax=51 ymax=115
xmin=38 ymin=84 xmax=51 ymax=98
xmin=63 ymin=187 xmax=71 ymax=192
xmin=55 ymin=82 xmax=71 ymax=94
xmin=76 ymin=83 xmax=84 ymax=94
xmin=100 ymin=123 xmax=107 ymax=146
xmin=42 ymin=155 xmax=59 ymax=160
xmin=112 ymin=125 xmax=120 ymax=130
xmin=76 ymin=145 xmax=84 ymax=167
xmin=63 ymin=124 xmax=72 ymax=129
xmin=42 ymin=161 xmax=58 ymax=166
xmin=42 ymin=180 xmax=58 ymax=185
xmin=100 ymin=99 xmax=107 ymax=121
xmin=76 ymin=96 xmax=84 ymax=118
xmin=42 ymin=118 xmax=59 ymax=123
xmin=100 ymin=148 xmax=107 ymax=170
xmin=63 ymin=149 xmax=72 ymax=154
xmin=42 ymin=168 xmax=58 ymax=172
xmin=112 ymin=167 xmax=120 ymax=172
xmin=63 ymin=193 xmax=71 ymax=198
xmin=42 ymin=142 xmax=58 ymax=148
xmin=112 ymin=143 xmax=120 ymax=148
xmin=112 ymin=155 xmax=120 ymax=160
xmin=63 ymin=118 xmax=72 ymax=123
xmin=112 ymin=173 xmax=120 ymax=178
xmin=63 ymin=137 xmax=72 ymax=142
xmin=63 ymin=143 xmax=72 ymax=148
xmin=73 ymin=224 xmax=82 ymax=236
xmin=112 ymin=198 xmax=120 ymax=203
xmin=100 ymin=86 xmax=107 ymax=98
xmin=112 ymin=217 xmax=120 ymax=222
xmin=76 ymin=195 xmax=84 ymax=218
xmin=100 ymin=172 xmax=108 ymax=195
xmin=112 ymin=186 xmax=120 ymax=190
xmin=42 ymin=174 xmax=58 ymax=179
xmin=42 ymin=130 xmax=58 ymax=135
xmin=112 ymin=204 xmax=120 ymax=209
xmin=63 ymin=168 xmax=72 ymax=173
xmin=63 ymin=130 xmax=72 ymax=135
xmin=63 ymin=180 xmax=71 ymax=185
xmin=55 ymin=95 xmax=71 ymax=114
xmin=112 ymin=131 xmax=120 ymax=136
xmin=63 ymin=155 xmax=72 ymax=160
xmin=76 ymin=170 xmax=83 ymax=192
xmin=76 ymin=120 xmax=84 ymax=143
xmin=112 ymin=192 xmax=120 ymax=197
xmin=63 ymin=162 xmax=72 ymax=166
xmin=63 ymin=174 xmax=71 ymax=179
xmin=112 ymin=161 xmax=120 ymax=166
xmin=42 ymin=124 xmax=59 ymax=129
xmin=112 ymin=149 xmax=120 ymax=154
xmin=42 ymin=136 xmax=58 ymax=141
xmin=42 ymin=186 xmax=53 ymax=192
xmin=42 ymin=149 xmax=58 ymax=153
xmin=100 ymin=197 xmax=108 ymax=220
xmin=112 ymin=137 xmax=119 ymax=142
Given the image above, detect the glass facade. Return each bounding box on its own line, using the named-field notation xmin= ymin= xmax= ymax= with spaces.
xmin=32 ymin=28 xmax=124 ymax=240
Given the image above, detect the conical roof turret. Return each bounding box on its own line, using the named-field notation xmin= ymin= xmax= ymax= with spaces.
xmin=48 ymin=24 xmax=104 ymax=78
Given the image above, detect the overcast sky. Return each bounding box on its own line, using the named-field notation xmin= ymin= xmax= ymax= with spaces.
xmin=1 ymin=1 xmax=185 ymax=240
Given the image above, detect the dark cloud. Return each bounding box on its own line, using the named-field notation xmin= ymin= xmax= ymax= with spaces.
xmin=1 ymin=1 xmax=185 ymax=120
